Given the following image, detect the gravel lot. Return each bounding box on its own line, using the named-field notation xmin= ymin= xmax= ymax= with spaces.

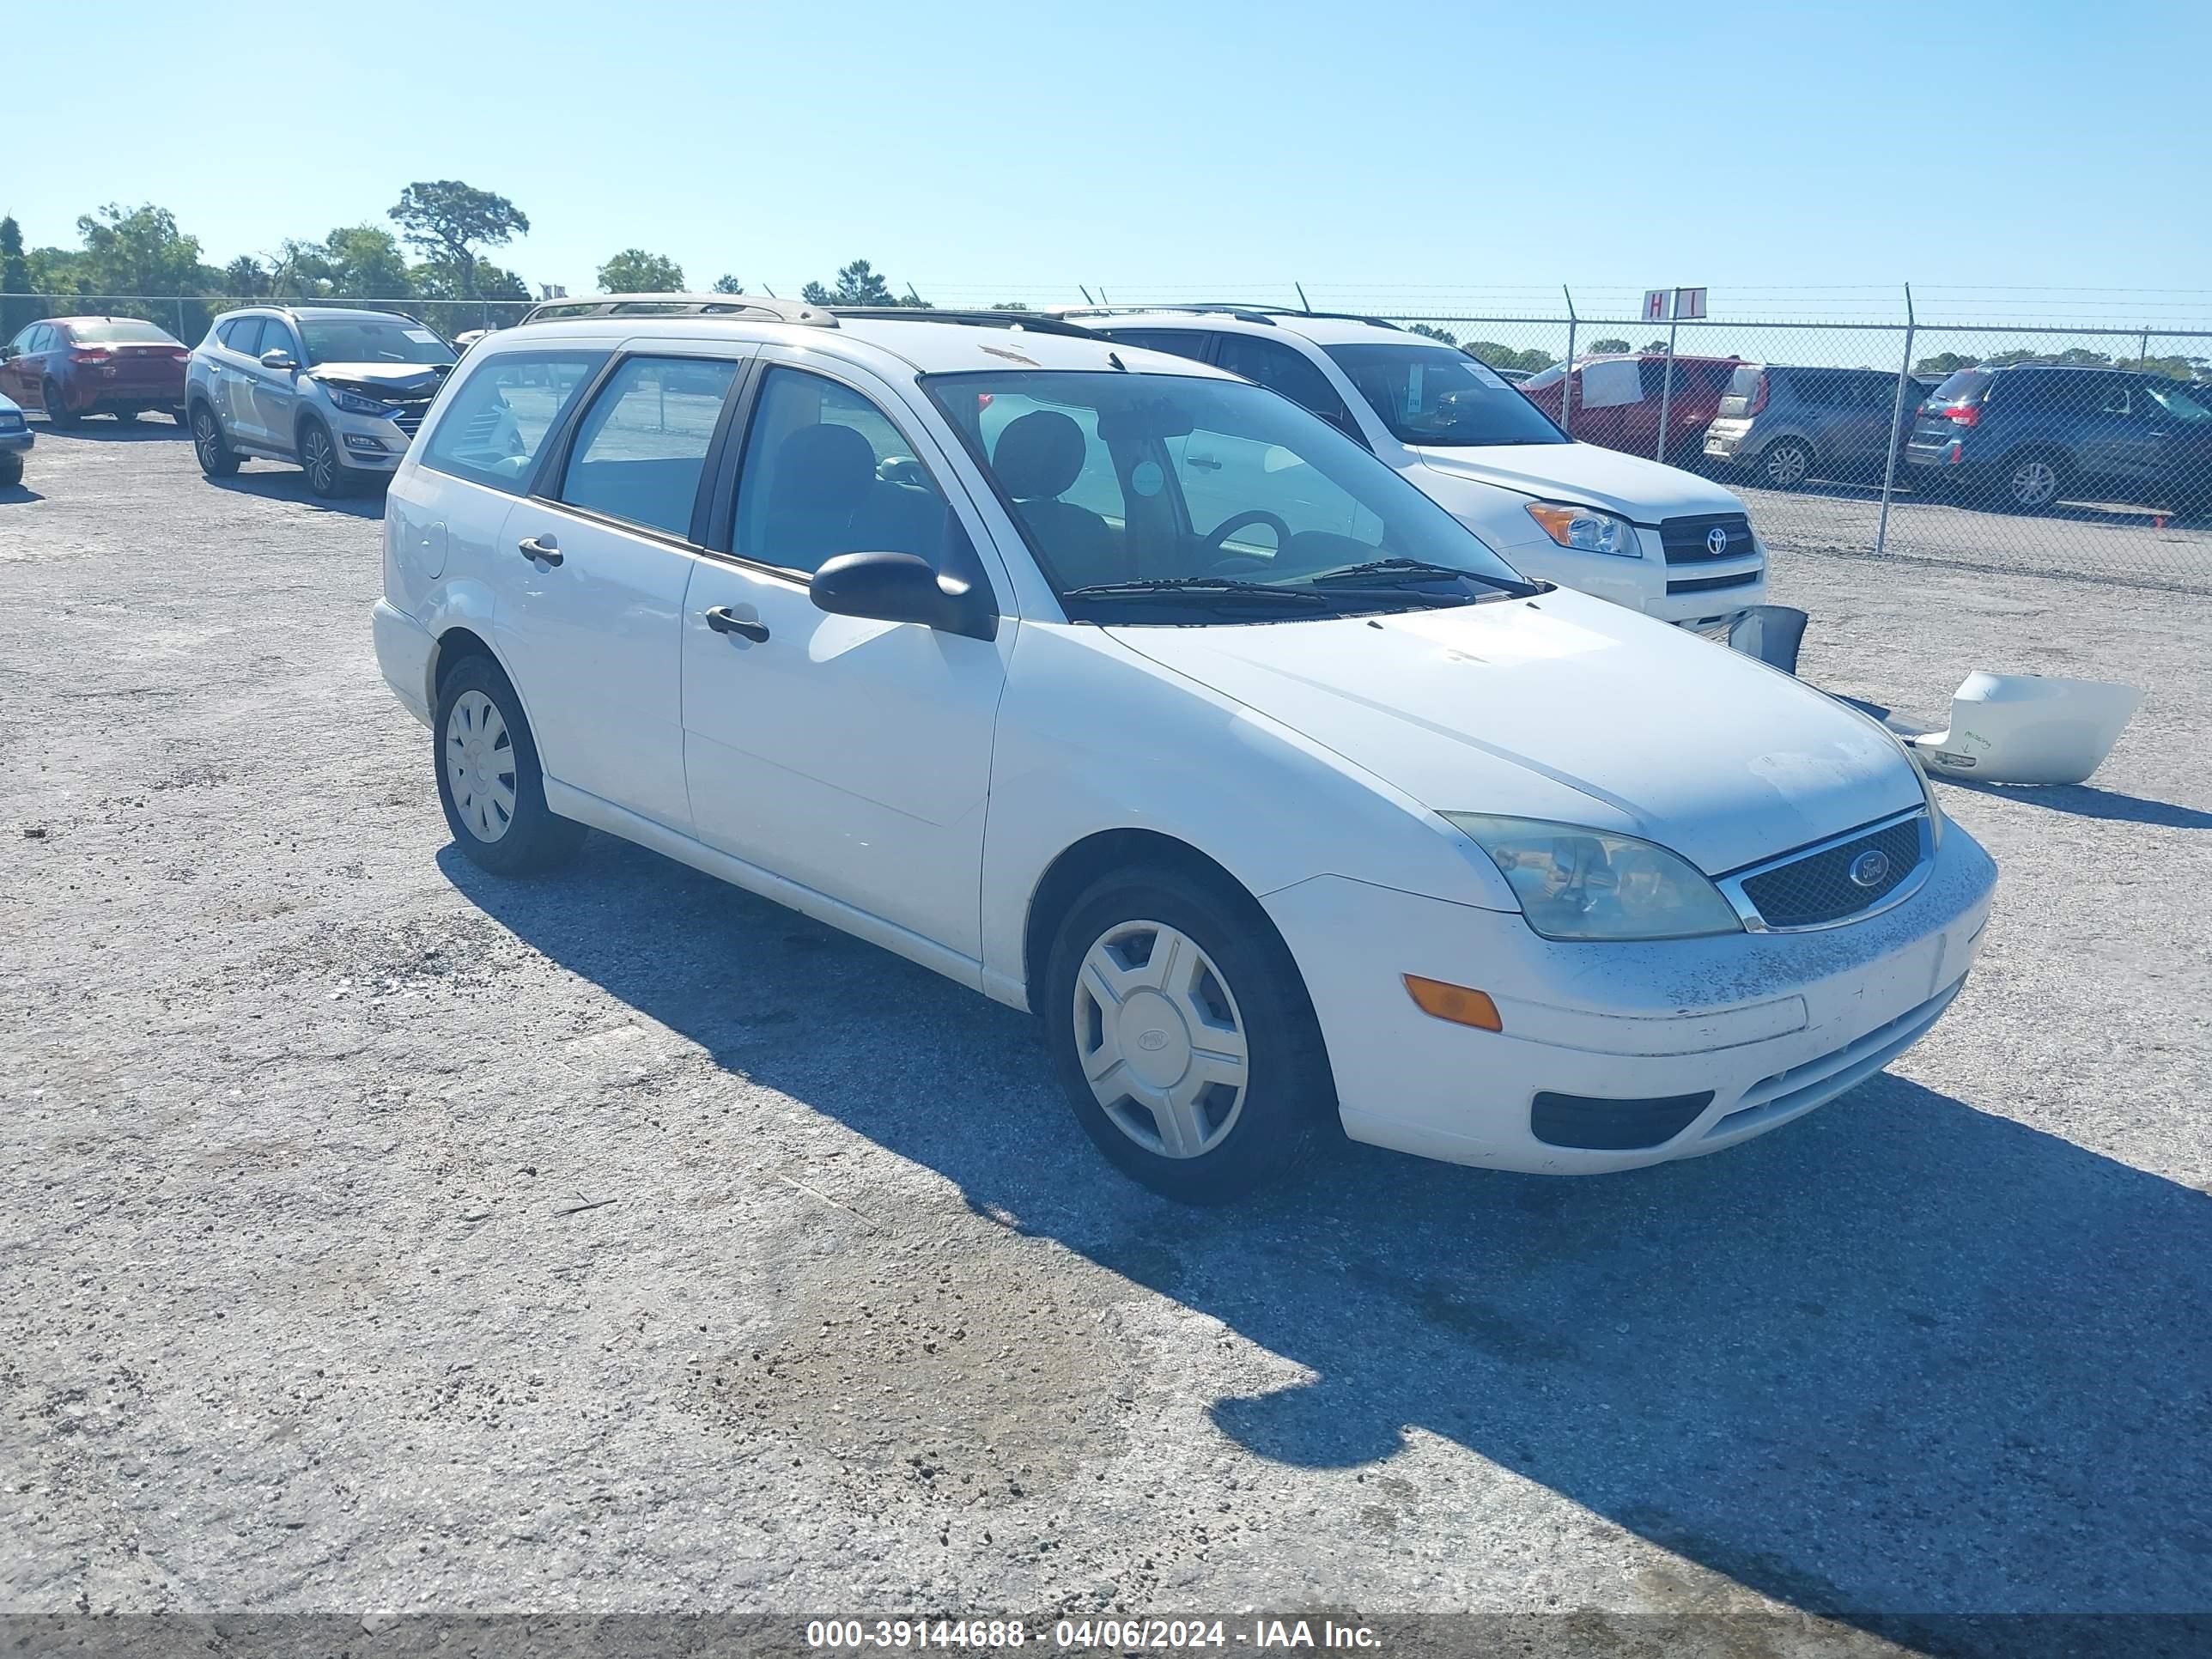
xmin=3 ymin=428 xmax=2209 ymax=1650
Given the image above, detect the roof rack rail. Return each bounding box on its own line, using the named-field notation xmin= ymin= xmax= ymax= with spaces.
xmin=827 ymin=307 xmax=1098 ymax=339
xmin=519 ymin=293 xmax=838 ymax=328
xmin=1058 ymin=301 xmax=1404 ymax=332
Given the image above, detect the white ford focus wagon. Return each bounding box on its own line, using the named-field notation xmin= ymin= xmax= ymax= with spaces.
xmin=373 ymin=296 xmax=1996 ymax=1202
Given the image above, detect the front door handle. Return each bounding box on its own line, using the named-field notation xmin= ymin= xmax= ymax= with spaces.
xmin=1186 ymin=454 xmax=1222 ymax=471
xmin=704 ymin=605 xmax=769 ymax=642
xmin=517 ymin=534 xmax=562 ymax=566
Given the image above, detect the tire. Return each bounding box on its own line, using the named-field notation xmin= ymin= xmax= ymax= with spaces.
xmin=189 ymin=401 xmax=240 ymax=477
xmin=0 ymin=453 xmax=21 ymax=489
xmin=433 ymin=653 xmax=586 ymax=878
xmin=298 ymin=415 xmax=348 ymax=499
xmin=1043 ymin=863 xmax=1334 ymax=1203
xmin=1999 ymin=449 xmax=2068 ymax=513
xmin=43 ymin=380 xmax=79 ymax=428
xmin=1760 ymin=437 xmax=1815 ymax=490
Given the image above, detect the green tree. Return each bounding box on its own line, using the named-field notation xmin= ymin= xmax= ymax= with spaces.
xmin=597 ymin=248 xmax=685 ymax=292
xmin=800 ymin=258 xmax=926 ymax=308
xmin=221 ymin=254 xmax=270 ymax=299
xmin=321 ymin=226 xmax=414 ymax=297
xmin=388 ymin=180 xmax=529 ymax=300
xmin=1408 ymin=321 xmax=1458 ymax=346
xmin=1462 ymin=340 xmax=1552 ymax=373
xmin=990 ymin=301 xmax=1030 ymax=311
xmin=74 ymin=204 xmax=209 ymax=310
xmin=1589 ymin=337 xmax=1631 ymax=353
xmin=1914 ymin=351 xmax=1977 ymax=375
xmin=1641 ymin=338 xmax=1668 ymax=354
xmin=711 ymin=273 xmax=746 ymax=295
xmin=0 ymin=216 xmax=33 ymax=336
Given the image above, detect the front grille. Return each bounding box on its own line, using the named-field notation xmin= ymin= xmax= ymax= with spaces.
xmin=1659 ymin=512 xmax=1754 ymax=564
xmin=391 ymin=405 xmax=429 ymax=438
xmin=1738 ymin=816 xmax=1924 ymax=929
xmin=1667 ymin=570 xmax=1760 ymax=595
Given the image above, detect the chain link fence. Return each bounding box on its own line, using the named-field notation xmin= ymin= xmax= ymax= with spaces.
xmin=7 ymin=287 xmax=2210 ymax=592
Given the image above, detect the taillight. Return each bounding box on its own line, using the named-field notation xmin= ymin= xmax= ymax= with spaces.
xmin=1747 ymin=374 xmax=1770 ymax=416
xmin=1944 ymin=404 xmax=1982 ymax=428
xmin=69 ymin=348 xmax=111 ymax=365
xmin=169 ymin=349 xmax=192 ymax=362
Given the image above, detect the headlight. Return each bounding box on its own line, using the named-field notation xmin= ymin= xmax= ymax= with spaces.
xmin=1902 ymin=743 xmax=1946 ymax=848
xmin=1443 ymin=813 xmax=1742 ymax=941
xmin=325 ymin=386 xmax=399 ymax=418
xmin=1523 ymin=501 xmax=1639 ymax=558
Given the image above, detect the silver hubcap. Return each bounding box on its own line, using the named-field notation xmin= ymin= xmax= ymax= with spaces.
xmin=2012 ymin=459 xmax=2057 ymax=506
xmin=1767 ymin=444 xmax=1809 ymax=487
xmin=444 ymin=690 xmax=517 ymax=843
xmin=1073 ymin=921 xmax=1249 ymax=1159
xmin=194 ymin=413 xmax=218 ymax=464
xmin=305 ymin=429 xmax=334 ymax=489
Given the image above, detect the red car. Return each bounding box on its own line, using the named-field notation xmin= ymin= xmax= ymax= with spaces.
xmin=1516 ymin=352 xmax=1741 ymax=467
xmin=0 ymin=316 xmax=191 ymax=426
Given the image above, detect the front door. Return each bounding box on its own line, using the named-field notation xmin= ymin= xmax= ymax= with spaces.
xmin=680 ymin=356 xmax=1012 ymax=959
xmin=493 ymin=349 xmax=747 ymax=832
xmin=248 ymin=316 xmax=305 ymax=455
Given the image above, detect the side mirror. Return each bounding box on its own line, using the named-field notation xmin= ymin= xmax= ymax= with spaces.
xmin=0 ymin=345 xmax=15 ymax=362
xmin=809 ymin=550 xmax=997 ymax=641
xmin=258 ymin=348 xmax=298 ymax=371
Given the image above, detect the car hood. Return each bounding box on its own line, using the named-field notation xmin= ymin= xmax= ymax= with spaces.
xmin=307 ymin=362 xmax=453 ymax=398
xmin=1106 ymin=589 xmax=1917 ymax=875
xmin=1413 ymin=441 xmax=1745 ymax=520
xmin=0 ymin=393 xmax=21 ymax=416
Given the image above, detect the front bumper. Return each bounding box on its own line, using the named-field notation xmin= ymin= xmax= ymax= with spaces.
xmin=0 ymin=427 xmax=31 ymax=454
xmin=326 ymin=406 xmax=413 ymax=472
xmin=1491 ymin=524 xmax=1766 ymax=627
xmin=1263 ymin=823 xmax=1996 ymax=1174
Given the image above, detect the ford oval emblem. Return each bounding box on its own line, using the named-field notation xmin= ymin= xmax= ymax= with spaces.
xmin=1706 ymin=526 xmax=1730 ymax=556
xmin=1848 ymin=849 xmax=1892 ymax=888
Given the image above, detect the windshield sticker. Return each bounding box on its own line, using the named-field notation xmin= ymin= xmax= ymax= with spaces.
xmin=1130 ymin=459 xmax=1164 ymax=497
xmin=403 ymin=328 xmax=441 ymax=345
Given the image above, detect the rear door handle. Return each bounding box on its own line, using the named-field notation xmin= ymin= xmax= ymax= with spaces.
xmin=704 ymin=605 xmax=769 ymax=642
xmin=517 ymin=534 xmax=562 ymax=566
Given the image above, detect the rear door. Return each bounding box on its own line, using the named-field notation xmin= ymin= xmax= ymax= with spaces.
xmin=495 ymin=347 xmax=748 ymax=833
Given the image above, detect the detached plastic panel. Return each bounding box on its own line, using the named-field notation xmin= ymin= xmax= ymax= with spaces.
xmin=1904 ymin=672 xmax=2141 ymax=787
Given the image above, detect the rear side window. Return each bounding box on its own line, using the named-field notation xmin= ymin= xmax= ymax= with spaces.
xmin=1102 ymin=329 xmax=1212 ymax=363
xmin=556 ymin=356 xmax=739 ymax=538
xmin=1214 ymin=335 xmax=1357 ymax=432
xmin=219 ymin=318 xmax=265 ymax=356
xmin=1725 ymin=364 xmax=1763 ymax=400
xmin=421 ymin=349 xmax=606 ymax=494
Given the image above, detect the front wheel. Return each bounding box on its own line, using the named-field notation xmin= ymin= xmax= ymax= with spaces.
xmin=1044 ymin=865 xmax=1334 ymax=1203
xmin=434 ymin=653 xmax=586 ymax=877
xmin=190 ymin=403 xmax=240 ymax=477
xmin=299 ymin=416 xmax=347 ymax=499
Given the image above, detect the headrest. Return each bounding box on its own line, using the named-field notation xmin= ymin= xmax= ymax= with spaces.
xmin=772 ymin=422 xmax=876 ymax=495
xmin=992 ymin=410 xmax=1086 ymax=500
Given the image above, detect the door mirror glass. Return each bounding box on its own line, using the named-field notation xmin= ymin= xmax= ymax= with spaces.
xmin=259 ymin=348 xmax=298 ymax=371
xmin=808 ymin=550 xmax=996 ymax=641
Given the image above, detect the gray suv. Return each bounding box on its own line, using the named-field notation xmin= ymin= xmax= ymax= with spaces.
xmin=185 ymin=307 xmax=458 ymax=498
xmin=1704 ymin=364 xmax=1936 ymax=490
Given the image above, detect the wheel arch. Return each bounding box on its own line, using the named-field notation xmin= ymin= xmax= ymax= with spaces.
xmin=1020 ymin=828 xmax=1281 ymax=1017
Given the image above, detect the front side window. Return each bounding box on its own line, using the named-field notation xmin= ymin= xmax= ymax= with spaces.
xmin=1325 ymin=344 xmax=1567 ymax=447
xmin=926 ymin=370 xmax=1534 ymax=623
xmin=733 ymin=368 xmax=958 ymax=576
xmin=258 ymin=319 xmax=301 ymax=362
xmin=1101 ymin=329 xmax=1212 ymax=363
xmin=298 ymin=315 xmax=455 ymax=368
xmin=1215 ymin=334 xmax=1357 ymax=432
xmin=2144 ymin=380 xmax=2212 ymax=422
xmin=421 ymin=349 xmax=605 ymax=494
xmin=556 ymin=356 xmax=738 ymax=538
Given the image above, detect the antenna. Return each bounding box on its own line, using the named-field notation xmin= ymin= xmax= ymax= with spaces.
xmin=763 ymin=285 xmax=778 ymax=299
xmin=1098 ymin=288 xmax=1109 ymax=306
xmin=1079 ymin=286 xmax=1097 ymax=306
xmin=1294 ymin=282 xmax=1312 ymax=313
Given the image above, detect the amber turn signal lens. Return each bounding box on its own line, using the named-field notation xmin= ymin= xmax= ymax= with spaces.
xmin=1402 ymin=975 xmax=1503 ymax=1031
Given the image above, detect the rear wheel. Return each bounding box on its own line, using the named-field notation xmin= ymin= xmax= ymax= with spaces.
xmin=434 ymin=653 xmax=586 ymax=877
xmin=1760 ymin=437 xmax=1815 ymax=489
xmin=1044 ymin=864 xmax=1334 ymax=1203
xmin=190 ymin=402 xmax=240 ymax=477
xmin=2001 ymin=449 xmax=2068 ymax=512
xmin=43 ymin=380 xmax=78 ymax=428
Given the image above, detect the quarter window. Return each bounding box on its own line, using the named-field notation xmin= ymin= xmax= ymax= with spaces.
xmin=421 ymin=349 xmax=606 ymax=495
xmin=733 ymin=368 xmax=957 ymax=576
xmin=556 ymin=356 xmax=738 ymax=538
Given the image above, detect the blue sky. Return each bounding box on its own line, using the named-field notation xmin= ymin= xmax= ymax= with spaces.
xmin=9 ymin=0 xmax=2209 ymax=325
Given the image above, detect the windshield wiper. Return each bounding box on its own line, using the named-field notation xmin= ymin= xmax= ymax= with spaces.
xmin=1309 ymin=557 xmax=1539 ymax=596
xmin=1060 ymin=576 xmax=1333 ymax=606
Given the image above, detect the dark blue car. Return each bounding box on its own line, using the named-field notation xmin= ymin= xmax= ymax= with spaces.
xmin=1905 ymin=363 xmax=2212 ymax=513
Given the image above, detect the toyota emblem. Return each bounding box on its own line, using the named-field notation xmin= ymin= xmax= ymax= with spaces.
xmin=1706 ymin=526 xmax=1730 ymax=556
xmin=1848 ymin=849 xmax=1892 ymax=888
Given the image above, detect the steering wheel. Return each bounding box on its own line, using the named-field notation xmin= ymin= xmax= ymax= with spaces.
xmin=1201 ymin=508 xmax=1294 ymax=556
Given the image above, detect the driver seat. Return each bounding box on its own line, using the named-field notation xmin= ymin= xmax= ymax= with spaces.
xmin=991 ymin=410 xmax=1118 ymax=586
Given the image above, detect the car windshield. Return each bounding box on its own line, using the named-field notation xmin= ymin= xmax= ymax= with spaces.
xmin=922 ymin=369 xmax=1536 ymax=623
xmin=69 ymin=320 xmax=179 ymax=345
xmin=1323 ymin=344 xmax=1568 ymax=447
xmin=297 ymin=317 xmax=456 ymax=368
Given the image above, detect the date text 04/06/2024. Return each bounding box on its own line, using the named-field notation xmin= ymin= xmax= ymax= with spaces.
xmin=804 ymin=1620 xmax=1382 ymax=1650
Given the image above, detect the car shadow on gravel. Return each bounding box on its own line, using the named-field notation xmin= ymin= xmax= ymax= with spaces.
xmin=38 ymin=418 xmax=190 ymax=441
xmin=204 ymin=470 xmax=385 ymax=519
xmin=444 ymin=835 xmax=2212 ymax=1647
xmin=1934 ymin=779 xmax=2212 ymax=830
